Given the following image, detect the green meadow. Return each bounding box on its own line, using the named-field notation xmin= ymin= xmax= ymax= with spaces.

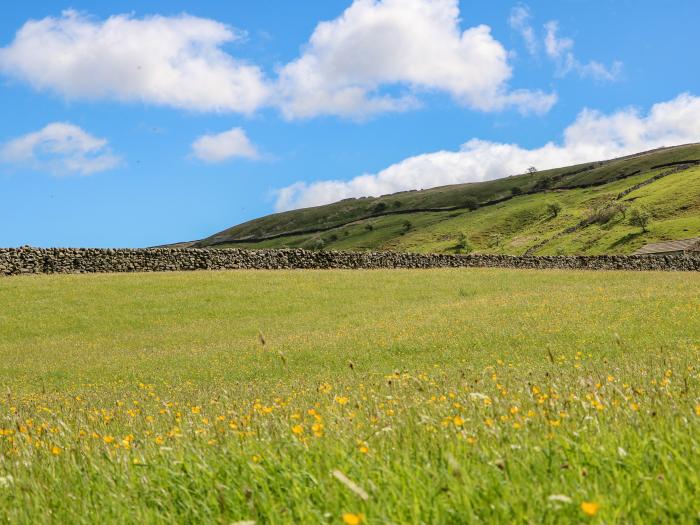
xmin=1 ymin=269 xmax=699 ymax=523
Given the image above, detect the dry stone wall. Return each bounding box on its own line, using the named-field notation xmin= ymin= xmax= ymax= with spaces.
xmin=1 ymin=247 xmax=699 ymax=276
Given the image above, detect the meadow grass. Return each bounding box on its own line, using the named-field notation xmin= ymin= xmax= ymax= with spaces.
xmin=0 ymin=269 xmax=699 ymax=523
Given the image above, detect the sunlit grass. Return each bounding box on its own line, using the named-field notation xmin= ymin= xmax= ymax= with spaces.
xmin=1 ymin=269 xmax=699 ymax=523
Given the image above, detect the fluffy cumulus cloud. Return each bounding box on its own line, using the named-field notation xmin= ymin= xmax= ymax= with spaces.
xmin=0 ymin=4 xmax=557 ymax=120
xmin=0 ymin=122 xmax=121 ymax=176
xmin=191 ymin=127 xmax=259 ymax=163
xmin=274 ymin=93 xmax=700 ymax=211
xmin=276 ymin=0 xmax=556 ymax=119
xmin=0 ymin=10 xmax=270 ymax=113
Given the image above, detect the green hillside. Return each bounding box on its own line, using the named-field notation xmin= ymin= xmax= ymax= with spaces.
xmin=194 ymin=144 xmax=700 ymax=255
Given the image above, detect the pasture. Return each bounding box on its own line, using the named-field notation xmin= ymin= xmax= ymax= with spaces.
xmin=0 ymin=269 xmax=699 ymax=523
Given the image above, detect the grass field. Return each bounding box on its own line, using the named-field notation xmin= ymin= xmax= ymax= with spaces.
xmin=1 ymin=269 xmax=699 ymax=523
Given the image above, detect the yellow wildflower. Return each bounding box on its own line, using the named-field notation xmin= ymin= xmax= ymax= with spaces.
xmin=581 ymin=501 xmax=600 ymax=517
xmin=342 ymin=513 xmax=364 ymax=525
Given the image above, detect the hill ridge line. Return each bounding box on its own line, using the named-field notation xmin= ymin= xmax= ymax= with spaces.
xmin=199 ymin=158 xmax=700 ymax=248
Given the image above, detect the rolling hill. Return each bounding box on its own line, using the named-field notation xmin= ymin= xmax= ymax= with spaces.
xmin=188 ymin=143 xmax=700 ymax=255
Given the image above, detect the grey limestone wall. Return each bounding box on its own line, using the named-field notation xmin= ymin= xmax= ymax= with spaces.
xmin=1 ymin=247 xmax=699 ymax=276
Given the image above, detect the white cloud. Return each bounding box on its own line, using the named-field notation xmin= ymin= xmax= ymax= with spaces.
xmin=274 ymin=93 xmax=700 ymax=210
xmin=508 ymin=5 xmax=538 ymax=55
xmin=0 ymin=10 xmax=270 ymax=113
xmin=542 ymin=21 xmax=574 ymax=59
xmin=276 ymin=0 xmax=556 ymax=119
xmin=0 ymin=4 xmax=557 ymax=120
xmin=509 ymin=6 xmax=622 ymax=83
xmin=544 ymin=21 xmax=622 ymax=82
xmin=191 ymin=127 xmax=259 ymax=163
xmin=0 ymin=122 xmax=121 ymax=176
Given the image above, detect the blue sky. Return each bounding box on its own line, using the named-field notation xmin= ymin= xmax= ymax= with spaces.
xmin=1 ymin=0 xmax=699 ymax=247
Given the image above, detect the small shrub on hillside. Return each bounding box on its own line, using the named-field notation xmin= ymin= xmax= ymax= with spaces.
xmin=629 ymin=208 xmax=652 ymax=232
xmin=546 ymin=202 xmax=562 ymax=218
xmin=611 ymin=201 xmax=629 ymax=218
xmin=586 ymin=201 xmax=629 ymax=226
xmin=454 ymin=233 xmax=473 ymax=254
xmin=489 ymin=233 xmax=503 ymax=248
xmin=463 ymin=197 xmax=480 ymax=211
xmin=587 ymin=207 xmax=617 ymax=225
xmin=534 ymin=178 xmax=553 ymax=191
xmin=372 ymin=202 xmax=387 ymax=214
xmin=402 ymin=220 xmax=412 ymax=233
xmin=364 ymin=223 xmax=374 ymax=232
xmin=510 ymin=186 xmax=523 ymax=196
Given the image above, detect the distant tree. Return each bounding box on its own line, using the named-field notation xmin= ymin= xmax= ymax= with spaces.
xmin=527 ymin=166 xmax=538 ymax=175
xmin=326 ymin=233 xmax=339 ymax=242
xmin=312 ymin=239 xmax=326 ymax=251
xmin=612 ymin=201 xmax=629 ymax=219
xmin=510 ymin=186 xmax=523 ymax=196
xmin=372 ymin=202 xmax=387 ymax=214
xmin=393 ymin=200 xmax=403 ymax=208
xmin=629 ymin=208 xmax=651 ymax=232
xmin=463 ymin=197 xmax=480 ymax=211
xmin=546 ymin=202 xmax=562 ymax=218
xmin=534 ymin=177 xmax=553 ymax=191
xmin=402 ymin=220 xmax=412 ymax=233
